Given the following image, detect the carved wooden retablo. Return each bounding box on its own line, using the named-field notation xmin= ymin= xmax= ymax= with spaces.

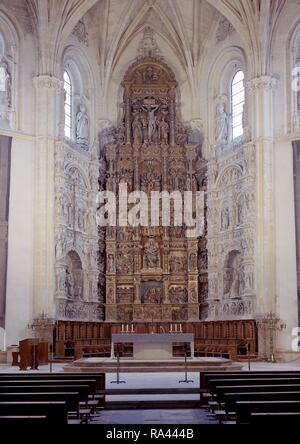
xmin=101 ymin=57 xmax=207 ymax=323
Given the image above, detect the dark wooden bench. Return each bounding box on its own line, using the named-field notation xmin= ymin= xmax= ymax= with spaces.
xmin=0 ymin=385 xmax=89 ymax=404
xmin=0 ymin=392 xmax=79 ymax=413
xmin=0 ymin=373 xmax=105 ymax=392
xmin=0 ymin=401 xmax=67 ymax=424
xmin=250 ymin=412 xmax=300 ymax=424
xmin=0 ymin=380 xmax=94 ymax=398
xmin=201 ymin=372 xmax=300 ymax=390
xmin=215 ymin=384 xmax=300 ymax=402
xmin=224 ymin=391 xmax=300 ymax=413
xmin=236 ymin=400 xmax=300 ymax=424
xmin=211 ymin=378 xmax=300 ymax=395
xmin=0 ymin=415 xmax=48 ymax=425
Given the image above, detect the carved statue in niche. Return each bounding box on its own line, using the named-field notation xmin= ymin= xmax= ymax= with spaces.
xmin=189 ymin=253 xmax=197 ymax=271
xmin=106 ymin=287 xmax=115 ymax=304
xmin=0 ymin=60 xmax=11 ymax=108
xmin=143 ymin=287 xmax=163 ymax=304
xmin=224 ymin=251 xmax=242 ymax=299
xmin=56 ymin=268 xmax=66 ymax=292
xmin=141 ymin=101 xmax=160 ymax=143
xmin=55 ymin=239 xmax=66 ymax=260
xmin=215 ymin=97 xmax=228 ymax=145
xmin=143 ymin=239 xmax=160 ymax=268
xmin=237 ymin=195 xmax=248 ymax=225
xmin=65 ymin=267 xmax=74 ymax=298
xmin=189 ymin=286 xmax=198 ymax=303
xmin=221 ymin=207 xmax=230 ymax=231
xmin=76 ymin=205 xmax=85 ymax=231
xmin=169 ymin=287 xmax=188 ymax=304
xmin=117 ymin=251 xmax=134 ymax=274
xmin=132 ymin=112 xmax=143 ymax=144
xmin=107 ymin=254 xmax=115 ymax=273
xmin=76 ymin=104 xmax=89 ymax=146
xmin=169 ymin=255 xmax=185 ymax=273
xmin=158 ymin=116 xmax=169 ymax=144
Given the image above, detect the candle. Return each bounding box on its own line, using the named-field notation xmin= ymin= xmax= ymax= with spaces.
xmin=126 ymin=324 xmax=129 ymax=332
xmin=131 ymin=324 xmax=134 ymax=333
xmin=180 ymin=324 xmax=182 ymax=333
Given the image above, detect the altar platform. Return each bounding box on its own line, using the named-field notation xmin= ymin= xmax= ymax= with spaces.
xmin=64 ymin=356 xmax=242 ymax=373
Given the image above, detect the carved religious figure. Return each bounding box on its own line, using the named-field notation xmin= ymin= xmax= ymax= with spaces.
xmin=0 ymin=60 xmax=11 ymax=107
xmin=76 ymin=104 xmax=89 ymax=146
xmin=141 ymin=102 xmax=160 ymax=143
xmin=132 ymin=113 xmax=143 ymax=144
xmin=143 ymin=287 xmax=162 ymax=304
xmin=221 ymin=207 xmax=230 ymax=230
xmin=65 ymin=267 xmax=74 ymax=298
xmin=144 ymin=239 xmax=160 ymax=268
xmin=107 ymin=254 xmax=115 ymax=273
xmin=215 ymin=100 xmax=228 ymax=145
xmin=158 ymin=116 xmax=169 ymax=144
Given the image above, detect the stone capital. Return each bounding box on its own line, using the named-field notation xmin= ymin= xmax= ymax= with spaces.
xmin=246 ymin=75 xmax=278 ymax=92
xmin=33 ymin=75 xmax=63 ymax=93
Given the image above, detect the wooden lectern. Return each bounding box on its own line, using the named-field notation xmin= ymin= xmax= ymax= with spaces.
xmin=19 ymin=339 xmax=48 ymax=371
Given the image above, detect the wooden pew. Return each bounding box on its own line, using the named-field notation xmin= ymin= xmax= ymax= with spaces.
xmin=210 ymin=378 xmax=300 ymax=395
xmin=202 ymin=372 xmax=300 ymax=390
xmin=250 ymin=412 xmax=300 ymax=424
xmin=0 ymin=380 xmax=95 ymax=398
xmin=224 ymin=391 xmax=300 ymax=414
xmin=215 ymin=384 xmax=300 ymax=403
xmin=0 ymin=385 xmax=89 ymax=403
xmin=0 ymin=392 xmax=79 ymax=413
xmin=236 ymin=400 xmax=300 ymax=424
xmin=0 ymin=416 xmax=48 ymax=425
xmin=0 ymin=401 xmax=67 ymax=424
xmin=0 ymin=374 xmax=104 ymax=392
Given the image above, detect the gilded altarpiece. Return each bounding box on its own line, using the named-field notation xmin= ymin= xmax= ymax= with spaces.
xmin=103 ymin=58 xmax=207 ymax=323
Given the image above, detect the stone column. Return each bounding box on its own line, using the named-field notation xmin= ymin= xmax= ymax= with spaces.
xmin=32 ymin=75 xmax=62 ymax=318
xmin=247 ymin=76 xmax=277 ymax=311
xmin=124 ymin=85 xmax=131 ymax=144
xmin=0 ymin=136 xmax=11 ymax=345
xmin=247 ymin=76 xmax=278 ymax=354
xmin=169 ymin=87 xmax=176 ymax=147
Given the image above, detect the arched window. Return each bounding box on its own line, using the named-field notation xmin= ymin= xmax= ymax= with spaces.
xmin=231 ymin=70 xmax=245 ymax=140
xmin=63 ymin=70 xmax=72 ymax=139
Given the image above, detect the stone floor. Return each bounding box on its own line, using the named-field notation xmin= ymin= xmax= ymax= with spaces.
xmin=1 ymin=360 xmax=300 ymax=424
xmin=89 ymin=409 xmax=218 ymax=424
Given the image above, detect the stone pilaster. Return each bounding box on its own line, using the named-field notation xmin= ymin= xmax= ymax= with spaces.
xmin=247 ymin=76 xmax=277 ymax=315
xmin=32 ymin=75 xmax=63 ymax=318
